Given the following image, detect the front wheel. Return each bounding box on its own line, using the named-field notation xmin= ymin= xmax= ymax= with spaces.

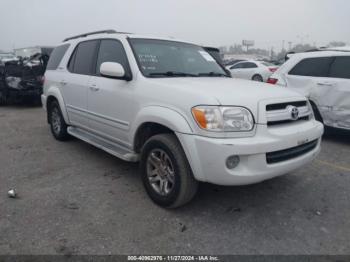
xmin=140 ymin=134 xmax=198 ymax=208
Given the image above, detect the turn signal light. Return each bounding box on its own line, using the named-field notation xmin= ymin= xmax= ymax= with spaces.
xmin=192 ymin=108 xmax=207 ymax=129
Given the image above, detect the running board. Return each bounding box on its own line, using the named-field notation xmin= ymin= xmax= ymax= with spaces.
xmin=67 ymin=127 xmax=139 ymax=162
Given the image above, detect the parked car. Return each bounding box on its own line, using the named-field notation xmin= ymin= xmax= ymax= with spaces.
xmin=226 ymin=60 xmax=278 ymax=82
xmin=0 ymin=47 xmax=53 ymax=105
xmin=268 ymin=51 xmax=350 ymax=131
xmin=42 ymin=30 xmax=323 ymax=208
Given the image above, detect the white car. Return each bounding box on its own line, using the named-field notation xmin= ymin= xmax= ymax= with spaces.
xmin=42 ymin=30 xmax=323 ymax=208
xmin=226 ymin=60 xmax=278 ymax=82
xmin=268 ymin=51 xmax=350 ymax=131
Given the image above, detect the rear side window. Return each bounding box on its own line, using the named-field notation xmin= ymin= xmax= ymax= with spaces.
xmin=243 ymin=62 xmax=258 ymax=69
xmin=230 ymin=63 xmax=244 ymax=69
xmin=46 ymin=44 xmax=70 ymax=70
xmin=95 ymin=39 xmax=129 ymax=75
xmin=68 ymin=40 xmax=99 ymax=75
xmin=289 ymin=57 xmax=334 ymax=77
xmin=329 ymin=56 xmax=350 ymax=79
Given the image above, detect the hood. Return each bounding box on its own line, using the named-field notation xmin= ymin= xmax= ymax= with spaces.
xmin=146 ymin=77 xmax=305 ymax=105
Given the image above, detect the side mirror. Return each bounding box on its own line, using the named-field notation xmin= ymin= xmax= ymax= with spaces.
xmin=100 ymin=62 xmax=127 ymax=79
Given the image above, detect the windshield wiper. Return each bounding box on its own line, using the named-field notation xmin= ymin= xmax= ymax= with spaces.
xmin=149 ymin=71 xmax=198 ymax=77
xmin=197 ymin=72 xmax=229 ymax=77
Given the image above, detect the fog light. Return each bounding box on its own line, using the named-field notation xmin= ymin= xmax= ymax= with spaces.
xmin=226 ymin=155 xmax=240 ymax=169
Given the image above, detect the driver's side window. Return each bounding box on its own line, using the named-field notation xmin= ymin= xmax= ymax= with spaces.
xmin=95 ymin=39 xmax=130 ymax=76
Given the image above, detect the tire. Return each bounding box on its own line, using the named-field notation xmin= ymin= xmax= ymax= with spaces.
xmin=48 ymin=100 xmax=70 ymax=141
xmin=140 ymin=134 xmax=198 ymax=208
xmin=252 ymin=74 xmax=263 ymax=82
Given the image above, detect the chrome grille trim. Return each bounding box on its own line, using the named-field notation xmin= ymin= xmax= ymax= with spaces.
xmin=266 ymin=105 xmax=312 ymax=123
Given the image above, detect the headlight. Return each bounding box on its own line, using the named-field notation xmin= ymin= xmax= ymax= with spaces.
xmin=192 ymin=106 xmax=254 ymax=132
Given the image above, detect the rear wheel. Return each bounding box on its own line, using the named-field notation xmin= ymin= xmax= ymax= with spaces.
xmin=252 ymin=74 xmax=263 ymax=82
xmin=140 ymin=134 xmax=198 ymax=208
xmin=48 ymin=100 xmax=70 ymax=141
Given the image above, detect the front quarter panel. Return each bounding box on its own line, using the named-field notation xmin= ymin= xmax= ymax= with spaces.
xmin=129 ymin=106 xmax=194 ymax=143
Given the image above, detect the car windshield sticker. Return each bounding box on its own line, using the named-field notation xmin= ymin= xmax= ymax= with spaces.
xmin=198 ymin=51 xmax=216 ymax=62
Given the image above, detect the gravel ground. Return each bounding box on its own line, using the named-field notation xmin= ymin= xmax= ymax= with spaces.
xmin=0 ymin=106 xmax=349 ymax=255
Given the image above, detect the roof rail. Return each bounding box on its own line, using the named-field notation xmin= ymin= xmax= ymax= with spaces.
xmin=63 ymin=29 xmax=118 ymax=42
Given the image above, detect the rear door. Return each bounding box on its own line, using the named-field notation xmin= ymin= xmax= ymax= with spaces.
xmin=325 ymin=56 xmax=350 ymax=128
xmin=62 ymin=40 xmax=99 ymax=129
xmin=229 ymin=62 xmax=246 ymax=79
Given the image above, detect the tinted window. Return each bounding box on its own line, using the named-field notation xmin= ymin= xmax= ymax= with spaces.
xmin=70 ymin=40 xmax=99 ymax=75
xmin=96 ymin=40 xmax=129 ymax=75
xmin=231 ymin=63 xmax=244 ymax=69
xmin=243 ymin=62 xmax=258 ymax=69
xmin=289 ymin=57 xmax=334 ymax=77
xmin=46 ymin=44 xmax=70 ymax=70
xmin=329 ymin=56 xmax=350 ymax=79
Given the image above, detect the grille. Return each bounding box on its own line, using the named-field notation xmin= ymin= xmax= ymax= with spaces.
xmin=266 ymin=140 xmax=318 ymax=164
xmin=266 ymin=101 xmax=307 ymax=111
xmin=265 ymin=100 xmax=311 ymax=126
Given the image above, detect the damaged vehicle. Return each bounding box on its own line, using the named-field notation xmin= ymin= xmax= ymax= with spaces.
xmin=268 ymin=50 xmax=350 ymax=131
xmin=0 ymin=47 xmax=53 ymax=105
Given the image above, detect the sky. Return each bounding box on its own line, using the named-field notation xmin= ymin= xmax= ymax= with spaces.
xmin=0 ymin=0 xmax=349 ymax=52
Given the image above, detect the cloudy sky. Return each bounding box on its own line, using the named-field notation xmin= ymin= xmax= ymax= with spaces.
xmin=0 ymin=0 xmax=349 ymax=51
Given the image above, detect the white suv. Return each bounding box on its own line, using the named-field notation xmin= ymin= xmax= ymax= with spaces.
xmin=42 ymin=30 xmax=324 ymax=208
xmin=268 ymin=51 xmax=350 ymax=131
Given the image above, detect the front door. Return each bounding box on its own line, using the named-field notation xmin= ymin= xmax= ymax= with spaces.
xmin=88 ymin=39 xmax=135 ymax=147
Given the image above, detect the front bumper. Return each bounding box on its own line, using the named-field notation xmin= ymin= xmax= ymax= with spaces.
xmin=177 ymin=120 xmax=324 ymax=186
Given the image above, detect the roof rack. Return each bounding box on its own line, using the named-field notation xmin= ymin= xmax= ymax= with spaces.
xmin=63 ymin=29 xmax=120 ymax=42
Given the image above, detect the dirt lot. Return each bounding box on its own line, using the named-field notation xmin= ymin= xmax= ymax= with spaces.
xmin=0 ymin=106 xmax=349 ymax=255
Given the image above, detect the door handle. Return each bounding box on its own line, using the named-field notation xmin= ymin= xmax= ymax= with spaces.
xmin=89 ymin=85 xmax=100 ymax=92
xmin=317 ymin=82 xmax=333 ymax=87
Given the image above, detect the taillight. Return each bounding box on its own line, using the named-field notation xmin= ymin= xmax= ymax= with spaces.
xmin=267 ymin=78 xmax=278 ymax=85
xmin=269 ymin=67 xmax=277 ymax=72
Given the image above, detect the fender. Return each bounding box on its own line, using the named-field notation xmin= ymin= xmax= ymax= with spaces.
xmin=129 ymin=105 xmax=194 ymax=143
xmin=45 ymin=86 xmax=70 ymax=124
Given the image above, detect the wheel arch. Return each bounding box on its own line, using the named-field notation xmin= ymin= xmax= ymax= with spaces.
xmin=45 ymin=86 xmax=69 ymax=124
xmin=130 ymin=106 xmax=194 ymax=153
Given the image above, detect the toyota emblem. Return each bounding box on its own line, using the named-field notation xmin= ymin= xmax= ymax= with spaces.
xmin=287 ymin=106 xmax=299 ymax=120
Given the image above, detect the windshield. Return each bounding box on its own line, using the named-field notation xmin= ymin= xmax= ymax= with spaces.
xmin=129 ymin=39 xmax=228 ymax=78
